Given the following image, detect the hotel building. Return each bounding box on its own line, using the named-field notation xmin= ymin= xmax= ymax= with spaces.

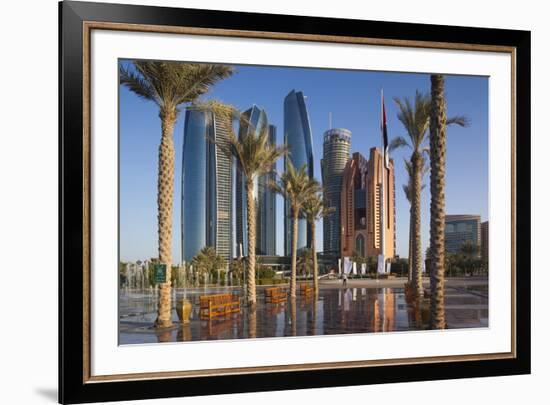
xmin=340 ymin=148 xmax=396 ymax=259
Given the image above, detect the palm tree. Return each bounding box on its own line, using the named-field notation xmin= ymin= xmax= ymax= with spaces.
xmin=428 ymin=74 xmax=468 ymax=329
xmin=195 ymin=101 xmax=287 ymax=306
xmin=389 ymin=91 xmax=431 ymax=298
xmin=391 ymin=90 xmax=467 ymax=299
xmin=191 ymin=246 xmax=226 ymax=284
xmin=402 ymin=159 xmax=428 ymax=282
xmin=297 ymin=248 xmax=313 ymax=277
xmin=119 ymin=61 xmax=234 ymax=328
xmin=271 ymin=162 xmax=321 ymax=298
xmin=301 ymin=193 xmax=334 ymax=297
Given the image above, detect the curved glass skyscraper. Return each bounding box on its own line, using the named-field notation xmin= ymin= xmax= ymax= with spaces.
xmin=321 ymin=128 xmax=351 ymax=255
xmin=284 ymin=90 xmax=314 ymax=256
xmin=181 ymin=107 xmax=233 ymax=262
xmin=236 ymin=105 xmax=277 ymax=256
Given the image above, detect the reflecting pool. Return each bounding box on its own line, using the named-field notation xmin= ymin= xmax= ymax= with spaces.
xmin=119 ymin=281 xmax=488 ymax=344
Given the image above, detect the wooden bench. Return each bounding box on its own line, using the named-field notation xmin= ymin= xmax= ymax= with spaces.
xmin=299 ymin=283 xmax=314 ymax=297
xmin=199 ymin=293 xmax=240 ymax=320
xmin=265 ymin=287 xmax=287 ymax=304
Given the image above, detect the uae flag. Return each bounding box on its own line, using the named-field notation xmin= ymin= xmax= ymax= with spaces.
xmin=381 ymin=91 xmax=390 ymax=168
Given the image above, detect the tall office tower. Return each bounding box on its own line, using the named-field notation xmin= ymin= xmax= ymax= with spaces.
xmin=444 ymin=214 xmax=481 ymax=255
xmin=321 ymin=128 xmax=352 ymax=255
xmin=263 ymin=125 xmax=278 ymax=255
xmin=283 ymin=90 xmax=314 ymax=256
xmin=236 ymin=106 xmax=277 ymax=256
xmin=181 ymin=107 xmax=233 ymax=262
xmin=340 ymin=149 xmax=395 ymax=259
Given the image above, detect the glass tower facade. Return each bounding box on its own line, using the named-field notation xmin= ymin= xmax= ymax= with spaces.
xmin=236 ymin=106 xmax=277 ymax=256
xmin=284 ymin=90 xmax=314 ymax=256
xmin=444 ymin=214 xmax=481 ymax=255
xmin=321 ymin=128 xmax=351 ymax=255
xmin=181 ymin=107 xmax=233 ymax=262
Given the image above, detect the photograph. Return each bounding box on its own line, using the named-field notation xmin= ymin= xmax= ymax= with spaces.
xmin=117 ymin=60 xmax=489 ymax=344
xmin=53 ymin=0 xmax=531 ymax=402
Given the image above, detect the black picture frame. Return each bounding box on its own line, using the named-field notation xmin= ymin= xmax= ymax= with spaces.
xmin=59 ymin=1 xmax=531 ymax=403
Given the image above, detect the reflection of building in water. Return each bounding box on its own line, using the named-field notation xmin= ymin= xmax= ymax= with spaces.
xmin=341 ymin=149 xmax=395 ymax=259
xmin=344 ymin=289 xmax=352 ymax=312
xmin=370 ymin=288 xmax=396 ymax=332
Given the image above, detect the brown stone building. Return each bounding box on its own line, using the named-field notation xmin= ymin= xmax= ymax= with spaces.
xmin=340 ymin=148 xmax=395 ymax=259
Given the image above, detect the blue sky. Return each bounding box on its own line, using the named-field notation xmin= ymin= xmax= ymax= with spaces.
xmin=119 ymin=61 xmax=488 ymax=263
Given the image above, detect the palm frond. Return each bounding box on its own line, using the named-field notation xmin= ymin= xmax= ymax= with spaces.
xmin=389 ymin=136 xmax=410 ymax=152
xmin=119 ymin=64 xmax=158 ymax=103
xmin=447 ymin=115 xmax=470 ymax=127
xmin=121 ymin=61 xmax=234 ymax=114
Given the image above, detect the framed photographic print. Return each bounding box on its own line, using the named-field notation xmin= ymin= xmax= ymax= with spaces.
xmin=59 ymin=0 xmax=531 ymax=403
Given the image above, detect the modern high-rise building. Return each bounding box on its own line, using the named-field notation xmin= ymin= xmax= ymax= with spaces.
xmin=283 ymin=90 xmax=314 ymax=256
xmin=444 ymin=215 xmax=481 ymax=255
xmin=263 ymin=125 xmax=278 ymax=255
xmin=321 ymin=128 xmax=351 ymax=255
xmin=181 ymin=107 xmax=233 ymax=262
xmin=236 ymin=106 xmax=277 ymax=256
xmin=481 ymin=220 xmax=489 ymax=262
xmin=341 ymin=148 xmax=395 ymax=259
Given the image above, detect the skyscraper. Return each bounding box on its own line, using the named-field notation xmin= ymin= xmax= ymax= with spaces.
xmin=445 ymin=215 xmax=481 ymax=255
xmin=284 ymin=90 xmax=314 ymax=256
xmin=181 ymin=107 xmax=233 ymax=262
xmin=341 ymin=149 xmax=395 ymax=259
xmin=321 ymin=128 xmax=351 ymax=255
xmin=236 ymin=106 xmax=277 ymax=256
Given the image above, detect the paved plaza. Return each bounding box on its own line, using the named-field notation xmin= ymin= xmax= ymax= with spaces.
xmin=119 ymin=277 xmax=488 ymax=344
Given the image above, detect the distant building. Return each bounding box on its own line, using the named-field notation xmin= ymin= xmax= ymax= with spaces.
xmin=444 ymin=215 xmax=481 ymax=255
xmin=321 ymin=128 xmax=352 ymax=255
xmin=341 ymin=148 xmax=395 ymax=259
xmin=283 ymin=90 xmax=314 ymax=255
xmin=481 ymin=221 xmax=489 ymax=262
xmin=236 ymin=106 xmax=277 ymax=256
xmin=181 ymin=107 xmax=233 ymax=262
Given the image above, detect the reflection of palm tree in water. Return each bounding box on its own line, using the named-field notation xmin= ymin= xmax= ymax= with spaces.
xmin=177 ymin=324 xmax=192 ymax=341
xmin=290 ymin=299 xmax=297 ymax=337
xmin=157 ymin=329 xmax=173 ymax=343
xmin=248 ymin=306 xmax=257 ymax=339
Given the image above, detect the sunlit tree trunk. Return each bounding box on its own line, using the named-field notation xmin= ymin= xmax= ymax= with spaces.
xmin=290 ymin=208 xmax=299 ymax=298
xmin=429 ymin=74 xmax=447 ymax=329
xmin=311 ymin=221 xmax=319 ymax=298
xmin=408 ymin=206 xmax=413 ymax=282
xmin=155 ymin=109 xmax=175 ymax=328
xmin=246 ymin=178 xmax=257 ymax=306
xmin=411 ymin=151 xmax=424 ymax=298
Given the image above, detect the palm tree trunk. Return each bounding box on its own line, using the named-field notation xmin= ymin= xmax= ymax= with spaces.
xmin=155 ymin=110 xmax=175 ymax=328
xmin=290 ymin=208 xmax=299 ymax=298
xmin=311 ymin=221 xmax=319 ymax=298
xmin=246 ymin=179 xmax=257 ymax=306
xmin=411 ymin=152 xmax=423 ymax=298
xmin=429 ymin=74 xmax=447 ymax=329
xmin=408 ymin=206 xmax=413 ymax=282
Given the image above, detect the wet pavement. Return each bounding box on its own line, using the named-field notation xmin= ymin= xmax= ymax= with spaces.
xmin=119 ymin=278 xmax=488 ymax=344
